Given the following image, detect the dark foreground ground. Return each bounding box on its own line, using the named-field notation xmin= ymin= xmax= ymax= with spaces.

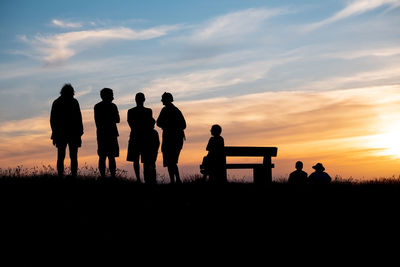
xmin=1 ymin=176 xmax=400 ymax=264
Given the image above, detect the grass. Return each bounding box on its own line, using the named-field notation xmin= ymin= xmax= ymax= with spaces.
xmin=1 ymin=165 xmax=400 ymax=262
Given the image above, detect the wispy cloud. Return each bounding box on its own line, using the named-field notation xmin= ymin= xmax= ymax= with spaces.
xmin=304 ymin=0 xmax=400 ymax=31
xmin=52 ymin=19 xmax=82 ymax=29
xmin=117 ymin=55 xmax=298 ymax=104
xmin=75 ymin=86 xmax=92 ymax=98
xmin=321 ymin=46 xmax=400 ymax=60
xmin=299 ymin=66 xmax=400 ymax=92
xmin=21 ymin=25 xmax=180 ymax=65
xmin=190 ymin=7 xmax=290 ymax=43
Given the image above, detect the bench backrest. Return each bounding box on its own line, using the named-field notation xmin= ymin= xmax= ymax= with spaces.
xmin=224 ymin=146 xmax=278 ymax=157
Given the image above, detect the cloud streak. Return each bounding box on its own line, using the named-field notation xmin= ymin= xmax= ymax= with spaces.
xmin=139 ymin=56 xmax=298 ymax=100
xmin=21 ymin=25 xmax=180 ymax=64
xmin=52 ymin=19 xmax=82 ymax=29
xmin=304 ymin=0 xmax=400 ymax=31
xmin=190 ymin=7 xmax=290 ymax=43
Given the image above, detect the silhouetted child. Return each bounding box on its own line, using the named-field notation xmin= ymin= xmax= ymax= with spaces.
xmin=308 ymin=163 xmax=331 ymax=184
xmin=94 ymin=88 xmax=120 ymax=178
xmin=288 ymin=161 xmax=308 ymax=184
xmin=142 ymin=118 xmax=160 ymax=184
xmin=201 ymin=124 xmax=227 ymax=184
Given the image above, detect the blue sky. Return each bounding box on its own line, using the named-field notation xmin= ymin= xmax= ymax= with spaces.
xmin=1 ymin=0 xmax=399 ymax=118
xmin=1 ymin=0 xmax=400 ymax=178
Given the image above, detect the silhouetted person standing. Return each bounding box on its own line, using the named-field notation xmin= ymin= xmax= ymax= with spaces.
xmin=157 ymin=92 xmax=186 ymax=184
xmin=308 ymin=163 xmax=331 ymax=184
xmin=288 ymin=161 xmax=307 ymax=184
xmin=50 ymin=83 xmax=83 ymax=177
xmin=94 ymin=88 xmax=120 ymax=178
xmin=202 ymin=124 xmax=227 ymax=184
xmin=127 ymin=92 xmax=154 ymax=183
xmin=143 ymin=118 xmax=160 ymax=184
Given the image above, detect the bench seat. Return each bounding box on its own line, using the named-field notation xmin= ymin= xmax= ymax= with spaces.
xmin=201 ymin=146 xmax=278 ymax=184
xmin=225 ymin=163 xmax=275 ymax=169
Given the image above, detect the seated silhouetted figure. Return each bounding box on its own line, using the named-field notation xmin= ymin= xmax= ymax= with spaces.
xmin=142 ymin=118 xmax=160 ymax=184
xmin=308 ymin=163 xmax=331 ymax=184
xmin=50 ymin=83 xmax=83 ymax=177
xmin=94 ymin=88 xmax=120 ymax=178
xmin=288 ymin=161 xmax=307 ymax=184
xmin=201 ymin=124 xmax=227 ymax=184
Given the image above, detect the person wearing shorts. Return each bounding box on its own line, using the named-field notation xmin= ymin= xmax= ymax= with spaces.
xmin=126 ymin=92 xmax=154 ymax=183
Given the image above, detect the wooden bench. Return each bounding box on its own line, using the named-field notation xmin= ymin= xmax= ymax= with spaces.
xmin=225 ymin=146 xmax=278 ymax=184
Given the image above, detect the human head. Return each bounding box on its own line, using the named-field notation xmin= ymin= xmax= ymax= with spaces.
xmin=60 ymin=83 xmax=74 ymax=98
xmin=211 ymin=124 xmax=222 ymax=137
xmin=295 ymin=161 xmax=303 ymax=170
xmin=100 ymin=88 xmax=114 ymax=102
xmin=161 ymin=92 xmax=173 ymax=105
xmin=312 ymin=163 xmax=325 ymax=172
xmin=135 ymin=92 xmax=145 ymax=105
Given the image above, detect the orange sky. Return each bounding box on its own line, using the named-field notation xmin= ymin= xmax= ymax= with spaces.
xmin=1 ymin=85 xmax=400 ymax=181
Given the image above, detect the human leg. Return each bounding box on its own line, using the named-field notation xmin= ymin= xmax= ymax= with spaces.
xmin=57 ymin=143 xmax=67 ymax=177
xmin=174 ymin=164 xmax=181 ymax=184
xmin=167 ymin=164 xmax=181 ymax=184
xmin=133 ymin=161 xmax=141 ymax=183
xmin=143 ymin=163 xmax=150 ymax=184
xmin=109 ymin=156 xmax=116 ymax=178
xmin=167 ymin=165 xmax=175 ymax=184
xmin=150 ymin=162 xmax=157 ymax=184
xmin=69 ymin=145 xmax=78 ymax=177
xmin=164 ymin=147 xmax=182 ymax=184
xmin=99 ymin=155 xmax=106 ymax=177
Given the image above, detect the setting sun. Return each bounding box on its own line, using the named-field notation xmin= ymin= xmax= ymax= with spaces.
xmin=368 ymin=124 xmax=400 ymax=158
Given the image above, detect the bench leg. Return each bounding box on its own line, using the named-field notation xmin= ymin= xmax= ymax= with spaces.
xmin=253 ymin=166 xmax=271 ymax=184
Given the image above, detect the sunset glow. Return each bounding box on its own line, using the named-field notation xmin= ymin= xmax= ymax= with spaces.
xmin=1 ymin=0 xmax=400 ymax=180
xmin=368 ymin=123 xmax=400 ymax=158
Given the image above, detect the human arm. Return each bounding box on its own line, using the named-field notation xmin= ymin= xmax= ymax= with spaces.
xmin=77 ymin=101 xmax=84 ymax=136
xmin=156 ymin=108 xmax=165 ymax=129
xmin=114 ymin=104 xmax=120 ymax=124
xmin=94 ymin=104 xmax=100 ymax=129
xmin=50 ymin=101 xmax=57 ymax=134
xmin=127 ymin=109 xmax=134 ymax=129
xmin=178 ymin=109 xmax=186 ymax=130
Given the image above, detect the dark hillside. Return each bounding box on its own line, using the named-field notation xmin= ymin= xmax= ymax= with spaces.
xmin=1 ymin=176 xmax=399 ymax=263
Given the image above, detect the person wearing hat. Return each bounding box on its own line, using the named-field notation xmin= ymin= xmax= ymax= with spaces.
xmin=156 ymin=92 xmax=186 ymax=184
xmin=308 ymin=163 xmax=332 ymax=184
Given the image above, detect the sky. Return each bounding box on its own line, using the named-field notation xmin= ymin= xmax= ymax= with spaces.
xmin=1 ymin=0 xmax=400 ymax=180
